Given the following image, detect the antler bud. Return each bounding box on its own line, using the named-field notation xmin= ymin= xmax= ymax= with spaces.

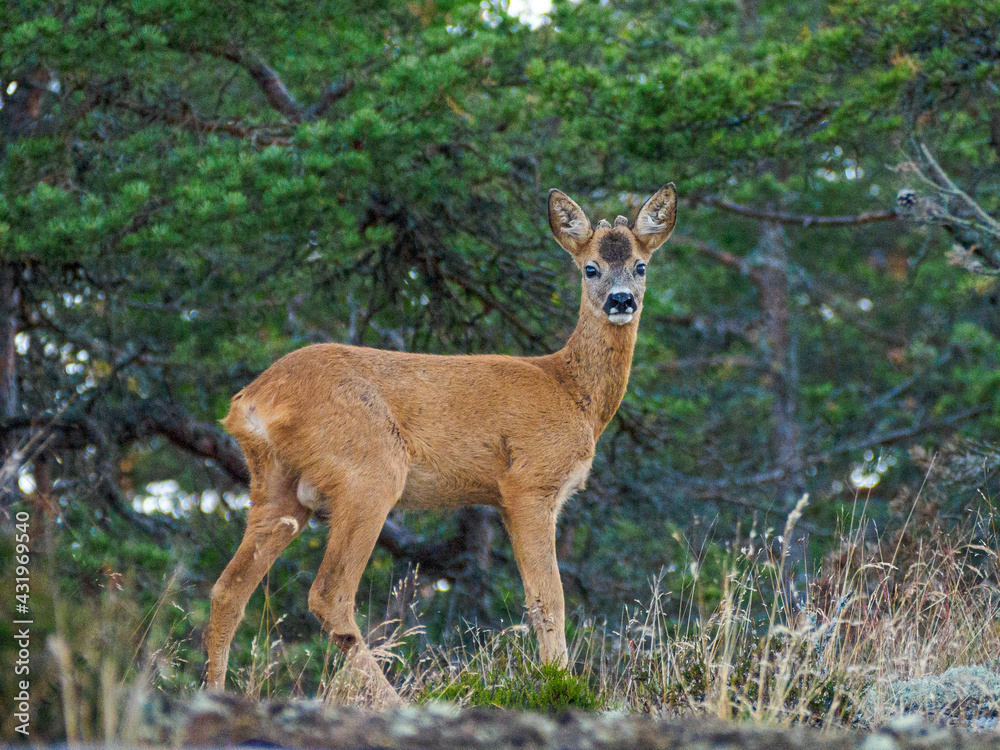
xmin=614 ymin=215 xmax=629 ymax=227
xmin=596 ymin=219 xmax=611 ymax=229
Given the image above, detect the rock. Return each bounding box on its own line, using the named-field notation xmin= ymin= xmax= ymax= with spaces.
xmin=861 ymin=736 xmax=898 ymax=750
xmin=861 ymin=666 xmax=1000 ymax=731
xmin=128 ymin=692 xmax=1000 ymax=749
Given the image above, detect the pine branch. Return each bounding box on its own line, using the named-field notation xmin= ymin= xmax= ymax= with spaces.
xmin=679 ymin=405 xmax=988 ymax=496
xmin=309 ymin=80 xmax=355 ymax=118
xmin=176 ymin=42 xmax=353 ymax=123
xmin=219 ymin=45 xmax=303 ymax=121
xmin=807 ymin=405 xmax=989 ymax=465
xmin=695 ymin=195 xmax=899 ymax=227
xmin=676 ymin=235 xmax=763 ymax=284
xmin=122 ymin=100 xmax=293 ymax=145
xmin=656 ymin=354 xmax=759 ymax=372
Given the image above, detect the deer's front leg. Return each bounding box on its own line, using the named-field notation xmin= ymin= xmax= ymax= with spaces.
xmin=501 ymin=503 xmax=568 ymax=667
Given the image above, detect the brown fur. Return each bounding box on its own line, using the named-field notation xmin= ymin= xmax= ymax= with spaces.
xmin=598 ymin=230 xmax=633 ymax=265
xmin=204 ymin=184 xmax=678 ymax=702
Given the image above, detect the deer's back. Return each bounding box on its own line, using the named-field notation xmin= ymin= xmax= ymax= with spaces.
xmin=223 ymin=343 xmax=595 ymax=509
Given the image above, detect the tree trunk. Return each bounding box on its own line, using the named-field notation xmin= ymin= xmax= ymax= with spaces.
xmin=0 ymin=262 xmax=20 ymax=509
xmin=557 ymin=522 xmax=576 ymax=562
xmin=29 ymin=451 xmax=56 ymax=545
xmin=739 ymin=0 xmax=760 ymax=41
xmin=757 ymin=223 xmax=804 ymax=509
xmin=0 ymin=70 xmax=44 ymax=510
xmin=456 ymin=506 xmax=496 ymax=619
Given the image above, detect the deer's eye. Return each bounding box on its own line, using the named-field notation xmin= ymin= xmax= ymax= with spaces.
xmin=635 ymin=263 xmax=646 ymax=277
xmin=585 ymin=264 xmax=600 ymax=279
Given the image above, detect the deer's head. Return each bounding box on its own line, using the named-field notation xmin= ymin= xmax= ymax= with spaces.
xmin=548 ymin=184 xmax=677 ymax=326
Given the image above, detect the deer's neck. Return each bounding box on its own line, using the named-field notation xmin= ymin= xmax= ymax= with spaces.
xmin=555 ymin=301 xmax=639 ymax=438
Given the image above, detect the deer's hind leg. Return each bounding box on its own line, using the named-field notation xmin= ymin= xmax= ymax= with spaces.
xmin=306 ymin=447 xmax=408 ymax=706
xmin=204 ymin=458 xmax=311 ymax=691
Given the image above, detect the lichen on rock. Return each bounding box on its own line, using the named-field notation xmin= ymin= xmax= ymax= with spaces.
xmin=861 ymin=666 xmax=1000 ymax=731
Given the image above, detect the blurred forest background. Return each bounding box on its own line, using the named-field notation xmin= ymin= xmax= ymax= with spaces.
xmin=3 ymin=0 xmax=1000 ymax=733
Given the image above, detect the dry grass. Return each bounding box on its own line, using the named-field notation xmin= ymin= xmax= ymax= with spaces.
xmin=410 ymin=493 xmax=1000 ymax=726
xmin=30 ymin=491 xmax=1000 ymax=741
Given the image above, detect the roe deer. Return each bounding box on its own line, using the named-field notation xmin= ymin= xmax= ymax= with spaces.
xmin=204 ymin=184 xmax=677 ymax=703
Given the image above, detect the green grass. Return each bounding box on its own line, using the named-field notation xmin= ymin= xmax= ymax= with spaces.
xmin=423 ymin=661 xmax=602 ymax=711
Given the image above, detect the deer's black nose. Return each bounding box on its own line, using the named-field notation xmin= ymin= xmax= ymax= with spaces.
xmin=603 ymin=291 xmax=635 ymax=315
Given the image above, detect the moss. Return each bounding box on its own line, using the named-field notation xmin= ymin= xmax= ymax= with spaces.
xmin=423 ymin=661 xmax=602 ymax=712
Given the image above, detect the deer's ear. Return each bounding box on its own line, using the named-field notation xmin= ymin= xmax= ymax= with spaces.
xmin=634 ymin=183 xmax=677 ymax=255
xmin=548 ymin=189 xmax=593 ymax=257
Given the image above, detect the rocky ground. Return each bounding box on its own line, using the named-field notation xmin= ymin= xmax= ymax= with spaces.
xmin=862 ymin=668 xmax=1000 ymax=732
xmin=128 ymin=693 xmax=1000 ymax=749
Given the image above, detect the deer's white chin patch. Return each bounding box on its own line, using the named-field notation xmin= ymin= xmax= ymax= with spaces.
xmin=607 ymin=312 xmax=634 ymax=326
